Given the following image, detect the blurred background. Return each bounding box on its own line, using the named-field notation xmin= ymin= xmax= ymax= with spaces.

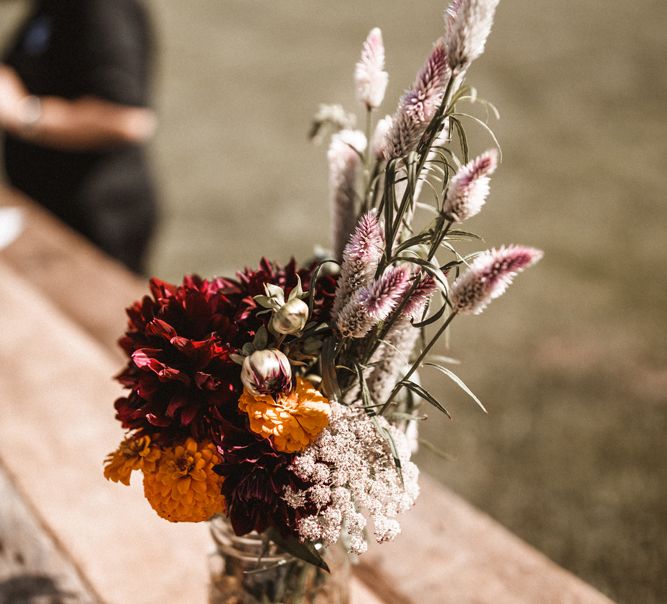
xmin=1 ymin=1 xmax=665 ymax=602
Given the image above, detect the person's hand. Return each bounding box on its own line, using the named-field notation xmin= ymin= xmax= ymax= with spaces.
xmin=0 ymin=65 xmax=29 ymax=130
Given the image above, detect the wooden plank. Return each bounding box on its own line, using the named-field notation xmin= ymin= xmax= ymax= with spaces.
xmin=0 ymin=259 xmax=382 ymax=603
xmin=0 ymin=187 xmax=144 ymax=361
xmin=0 ymin=460 xmax=97 ymax=603
xmin=358 ymin=474 xmax=614 ymax=603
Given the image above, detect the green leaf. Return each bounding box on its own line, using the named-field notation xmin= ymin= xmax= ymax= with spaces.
xmin=320 ymin=337 xmax=342 ymax=401
xmin=428 ymin=354 xmax=461 ymax=365
xmin=253 ymin=325 xmax=269 ymax=349
xmin=418 ymin=438 xmax=456 ymax=461
xmin=354 ymin=362 xmax=375 ymax=415
xmin=452 ymin=112 xmax=503 ymax=161
xmin=392 ymin=411 xmax=428 ymax=422
xmin=412 ymin=297 xmax=448 ymax=328
xmin=398 ymin=379 xmax=452 ymax=419
xmin=449 ymin=117 xmax=469 ymax=164
xmin=447 ymin=229 xmax=484 ymax=241
xmin=392 ymin=256 xmax=449 ymax=295
xmin=266 ymin=529 xmax=330 ymax=573
xmin=288 ymin=274 xmax=306 ymax=301
xmin=424 ymin=362 xmax=487 ymax=413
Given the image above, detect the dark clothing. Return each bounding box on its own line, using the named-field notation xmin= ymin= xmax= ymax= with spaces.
xmin=3 ymin=0 xmax=156 ymax=273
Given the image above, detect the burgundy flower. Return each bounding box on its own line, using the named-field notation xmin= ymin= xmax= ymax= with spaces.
xmin=213 ymin=419 xmax=312 ymax=537
xmin=114 ymin=260 xmax=336 ymax=444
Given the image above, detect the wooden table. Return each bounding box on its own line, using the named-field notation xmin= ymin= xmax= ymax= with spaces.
xmin=0 ymin=187 xmax=613 ymax=603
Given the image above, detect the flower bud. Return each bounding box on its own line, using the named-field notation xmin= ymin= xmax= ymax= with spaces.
xmin=271 ymin=298 xmax=310 ymax=335
xmin=241 ymin=349 xmax=292 ymax=396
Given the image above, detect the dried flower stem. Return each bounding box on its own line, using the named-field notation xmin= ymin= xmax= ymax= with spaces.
xmin=380 ymin=310 xmax=458 ymax=415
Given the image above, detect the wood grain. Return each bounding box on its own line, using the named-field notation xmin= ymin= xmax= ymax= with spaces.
xmin=0 ymin=460 xmax=97 ymax=603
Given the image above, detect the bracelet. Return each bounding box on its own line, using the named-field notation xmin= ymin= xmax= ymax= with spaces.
xmin=16 ymin=95 xmax=42 ymax=135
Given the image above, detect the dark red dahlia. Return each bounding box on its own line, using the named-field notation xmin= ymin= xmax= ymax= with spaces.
xmin=212 ymin=419 xmax=312 ymax=537
xmin=113 ymin=259 xmax=337 ymax=444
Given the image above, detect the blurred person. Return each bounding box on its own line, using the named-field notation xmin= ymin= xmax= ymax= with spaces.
xmin=0 ymin=0 xmax=157 ymax=273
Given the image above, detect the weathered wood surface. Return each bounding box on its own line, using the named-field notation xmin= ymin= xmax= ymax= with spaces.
xmin=0 ymin=190 xmax=145 ymax=362
xmin=0 ymin=187 xmax=613 ymax=603
xmin=0 ymin=460 xmax=97 ymax=603
xmin=359 ymin=474 xmax=615 ymax=603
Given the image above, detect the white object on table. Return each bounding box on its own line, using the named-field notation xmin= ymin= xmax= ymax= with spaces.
xmin=0 ymin=207 xmax=24 ymax=250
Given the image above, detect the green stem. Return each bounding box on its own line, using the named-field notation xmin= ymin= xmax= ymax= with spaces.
xmin=380 ymin=310 xmax=458 ymax=415
xmin=362 ymin=107 xmax=373 ymax=212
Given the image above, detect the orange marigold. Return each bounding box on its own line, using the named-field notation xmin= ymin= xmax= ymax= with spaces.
xmin=142 ymin=438 xmax=225 ymax=522
xmin=104 ymin=433 xmax=160 ymax=486
xmin=238 ymin=376 xmax=331 ymax=453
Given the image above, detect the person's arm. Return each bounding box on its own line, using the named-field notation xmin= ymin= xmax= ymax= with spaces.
xmin=0 ymin=65 xmax=156 ymax=151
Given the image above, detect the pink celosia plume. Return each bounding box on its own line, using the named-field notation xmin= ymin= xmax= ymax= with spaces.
xmin=336 ymin=265 xmax=411 ymax=338
xmin=359 ymin=265 xmax=411 ymax=318
xmin=367 ymin=273 xmax=437 ymax=403
xmin=401 ymin=274 xmax=437 ymax=320
xmin=355 ymin=27 xmax=389 ymax=110
xmin=383 ymin=39 xmax=450 ymax=161
xmin=444 ymin=148 xmax=498 ymax=222
xmin=332 ymin=210 xmax=384 ymax=319
xmin=451 ymin=245 xmax=543 ymax=315
xmin=329 ymin=129 xmax=367 ymax=260
xmin=371 ymin=115 xmax=393 ymax=160
xmin=445 ymin=0 xmax=500 ymax=72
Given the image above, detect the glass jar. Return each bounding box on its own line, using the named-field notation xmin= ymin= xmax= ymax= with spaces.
xmin=208 ymin=516 xmax=350 ymax=604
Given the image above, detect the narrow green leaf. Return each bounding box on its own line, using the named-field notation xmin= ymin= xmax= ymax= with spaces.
xmin=428 ymin=354 xmax=461 ymax=365
xmin=447 ymin=229 xmax=484 ymax=241
xmin=398 ymin=379 xmax=452 ymax=419
xmin=354 ymin=362 xmax=375 ymax=415
xmin=424 ymin=362 xmax=487 ymax=413
xmin=266 ymin=529 xmax=330 ymax=573
xmin=418 ymin=438 xmax=456 ymax=460
xmin=452 ymin=112 xmax=503 ymax=161
xmin=320 ymin=337 xmax=342 ymax=401
xmin=449 ymin=117 xmax=469 ymax=163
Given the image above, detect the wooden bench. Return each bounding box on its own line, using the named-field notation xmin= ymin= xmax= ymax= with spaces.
xmin=0 ymin=187 xmax=613 ymax=603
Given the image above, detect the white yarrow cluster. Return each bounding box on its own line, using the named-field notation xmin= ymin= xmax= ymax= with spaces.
xmin=284 ymin=402 xmax=419 ymax=555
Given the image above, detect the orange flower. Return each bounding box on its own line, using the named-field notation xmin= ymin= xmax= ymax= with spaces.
xmin=142 ymin=438 xmax=225 ymax=522
xmin=238 ymin=376 xmax=331 ymax=453
xmin=104 ymin=433 xmax=160 ymax=486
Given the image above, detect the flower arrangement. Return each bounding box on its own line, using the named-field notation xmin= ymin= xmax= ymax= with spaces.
xmin=105 ymin=0 xmax=541 ymax=598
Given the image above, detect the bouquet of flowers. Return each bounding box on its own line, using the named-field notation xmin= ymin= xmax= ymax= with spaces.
xmin=104 ymin=0 xmax=541 ymax=601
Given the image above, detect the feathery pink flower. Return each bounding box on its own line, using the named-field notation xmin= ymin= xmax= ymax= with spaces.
xmin=367 ymin=273 xmax=437 ymax=403
xmin=401 ymin=274 xmax=437 ymax=320
xmin=384 ymin=39 xmax=450 ymax=161
xmin=355 ymin=28 xmax=389 ymax=110
xmin=445 ymin=0 xmax=500 ymax=72
xmin=371 ymin=115 xmax=393 ymax=161
xmin=444 ymin=149 xmax=498 ymax=222
xmin=332 ymin=210 xmax=385 ymax=319
xmin=329 ymin=129 xmax=367 ymax=260
xmin=336 ymin=265 xmax=411 ymax=338
xmin=451 ymin=245 xmax=543 ymax=315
